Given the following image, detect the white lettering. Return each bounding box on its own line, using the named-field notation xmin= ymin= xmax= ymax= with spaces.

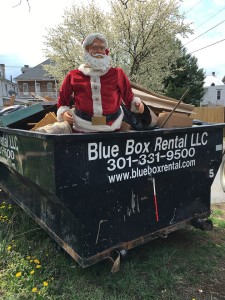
xmin=88 ymin=142 xmax=119 ymax=161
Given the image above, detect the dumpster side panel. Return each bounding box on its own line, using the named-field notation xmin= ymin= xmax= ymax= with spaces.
xmin=54 ymin=127 xmax=223 ymax=260
xmin=0 ymin=130 xmax=55 ymax=192
xmin=0 ymin=162 xmax=85 ymax=265
xmin=0 ymin=125 xmax=224 ymax=268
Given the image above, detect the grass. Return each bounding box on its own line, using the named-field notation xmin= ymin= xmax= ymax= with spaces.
xmin=0 ymin=192 xmax=225 ymax=300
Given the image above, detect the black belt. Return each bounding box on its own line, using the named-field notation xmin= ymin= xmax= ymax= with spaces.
xmin=75 ymin=108 xmax=121 ymax=122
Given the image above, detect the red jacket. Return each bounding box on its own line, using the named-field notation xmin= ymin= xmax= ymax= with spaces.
xmin=57 ymin=66 xmax=134 ymax=116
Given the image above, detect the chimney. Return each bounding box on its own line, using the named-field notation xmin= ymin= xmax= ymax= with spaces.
xmin=212 ymin=72 xmax=215 ymax=76
xmin=0 ymin=64 xmax=6 ymax=79
xmin=21 ymin=65 xmax=30 ymax=73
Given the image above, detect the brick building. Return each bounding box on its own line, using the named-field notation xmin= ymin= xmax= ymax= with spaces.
xmin=14 ymin=59 xmax=58 ymax=100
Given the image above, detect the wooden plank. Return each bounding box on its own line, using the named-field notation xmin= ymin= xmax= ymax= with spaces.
xmin=0 ymin=104 xmax=44 ymax=127
xmin=132 ymin=88 xmax=195 ymax=114
xmin=30 ymin=112 xmax=57 ymax=131
xmin=192 ymin=107 xmax=225 ymax=123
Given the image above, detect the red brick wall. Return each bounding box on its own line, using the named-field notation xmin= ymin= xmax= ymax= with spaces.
xmin=17 ymin=81 xmax=56 ymax=94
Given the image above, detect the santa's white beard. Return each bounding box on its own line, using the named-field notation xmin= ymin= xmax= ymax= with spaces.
xmin=84 ymin=52 xmax=111 ymax=71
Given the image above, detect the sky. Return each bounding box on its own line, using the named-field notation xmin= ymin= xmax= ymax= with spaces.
xmin=180 ymin=0 xmax=225 ymax=81
xmin=0 ymin=0 xmax=225 ymax=82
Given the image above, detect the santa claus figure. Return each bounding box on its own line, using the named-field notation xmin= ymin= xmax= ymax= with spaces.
xmin=57 ymin=32 xmax=156 ymax=132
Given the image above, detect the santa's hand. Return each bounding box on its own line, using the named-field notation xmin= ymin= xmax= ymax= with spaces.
xmin=135 ymin=101 xmax=144 ymax=114
xmin=62 ymin=111 xmax=74 ymax=124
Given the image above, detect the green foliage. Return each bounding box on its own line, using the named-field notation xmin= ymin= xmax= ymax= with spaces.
xmin=1 ymin=193 xmax=225 ymax=300
xmin=43 ymin=0 xmax=192 ymax=92
xmin=163 ymin=40 xmax=205 ymax=106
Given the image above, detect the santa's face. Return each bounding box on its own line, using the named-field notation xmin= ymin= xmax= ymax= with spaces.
xmin=85 ymin=38 xmax=111 ymax=71
xmin=88 ymin=38 xmax=106 ymax=58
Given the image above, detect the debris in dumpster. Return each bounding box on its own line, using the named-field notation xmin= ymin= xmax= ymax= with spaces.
xmin=0 ymin=105 xmax=26 ymax=117
xmin=122 ymin=102 xmax=154 ymax=130
xmin=31 ymin=92 xmax=57 ymax=103
xmin=30 ymin=112 xmax=57 ymax=131
xmin=34 ymin=120 xmax=72 ymax=134
xmin=157 ymin=112 xmax=193 ymax=128
xmin=0 ymin=103 xmax=44 ymax=127
xmin=159 ymin=88 xmax=190 ymax=128
xmin=131 ymin=82 xmax=195 ymax=115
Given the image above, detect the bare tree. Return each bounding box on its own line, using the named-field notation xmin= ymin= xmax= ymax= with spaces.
xmin=13 ymin=0 xmax=31 ymax=11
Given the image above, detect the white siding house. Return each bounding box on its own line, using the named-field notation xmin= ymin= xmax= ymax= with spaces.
xmin=0 ymin=64 xmax=19 ymax=107
xmin=201 ymin=72 xmax=225 ymax=107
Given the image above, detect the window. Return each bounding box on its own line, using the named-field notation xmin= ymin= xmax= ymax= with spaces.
xmin=35 ymin=83 xmax=40 ymax=94
xmin=217 ymin=90 xmax=221 ymax=100
xmin=47 ymin=82 xmax=52 ymax=92
xmin=23 ymin=83 xmax=29 ymax=95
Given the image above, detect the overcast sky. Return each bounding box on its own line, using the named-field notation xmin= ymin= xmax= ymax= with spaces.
xmin=0 ymin=0 xmax=225 ymax=81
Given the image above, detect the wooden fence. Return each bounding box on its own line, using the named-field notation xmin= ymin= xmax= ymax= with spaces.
xmin=191 ymin=106 xmax=225 ymax=135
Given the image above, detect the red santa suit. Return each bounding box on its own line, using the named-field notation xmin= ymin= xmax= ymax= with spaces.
xmin=57 ymin=64 xmax=141 ymax=132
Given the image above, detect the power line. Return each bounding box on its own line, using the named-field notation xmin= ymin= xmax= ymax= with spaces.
xmin=184 ymin=19 xmax=225 ymax=46
xmin=195 ymin=6 xmax=225 ymax=30
xmin=185 ymin=0 xmax=202 ymax=14
xmin=190 ymin=38 xmax=225 ymax=54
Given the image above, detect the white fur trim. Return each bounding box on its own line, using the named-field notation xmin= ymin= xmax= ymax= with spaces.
xmin=90 ymin=75 xmax=102 ymax=115
xmin=57 ymin=106 xmax=70 ymax=122
xmin=131 ymin=97 xmax=141 ymax=113
xmin=72 ymin=108 xmax=124 ymax=132
xmin=78 ymin=64 xmax=109 ymax=76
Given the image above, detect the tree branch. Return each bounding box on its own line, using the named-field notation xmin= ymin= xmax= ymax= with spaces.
xmin=118 ymin=0 xmax=147 ymax=9
xmin=13 ymin=0 xmax=31 ymax=12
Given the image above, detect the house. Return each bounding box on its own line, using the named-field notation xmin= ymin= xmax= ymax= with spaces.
xmin=0 ymin=64 xmax=19 ymax=108
xmin=14 ymin=59 xmax=58 ymax=100
xmin=201 ymin=72 xmax=225 ymax=107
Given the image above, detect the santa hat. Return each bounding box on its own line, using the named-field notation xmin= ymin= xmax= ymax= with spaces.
xmin=82 ymin=33 xmax=108 ymax=52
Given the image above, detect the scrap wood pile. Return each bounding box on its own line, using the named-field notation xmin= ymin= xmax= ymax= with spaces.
xmin=131 ymin=82 xmax=195 ymax=128
xmin=30 ymin=112 xmax=57 ymax=131
xmin=31 ymin=93 xmax=56 ymax=102
xmin=131 ymin=82 xmax=195 ymax=115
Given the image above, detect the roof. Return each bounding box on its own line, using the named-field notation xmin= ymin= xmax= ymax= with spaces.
xmin=0 ymin=77 xmax=18 ymax=86
xmin=14 ymin=59 xmax=54 ymax=81
xmin=204 ymin=74 xmax=224 ymax=87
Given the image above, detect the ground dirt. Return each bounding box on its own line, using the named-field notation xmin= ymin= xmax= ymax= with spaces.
xmin=187 ymin=203 xmax=225 ymax=300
